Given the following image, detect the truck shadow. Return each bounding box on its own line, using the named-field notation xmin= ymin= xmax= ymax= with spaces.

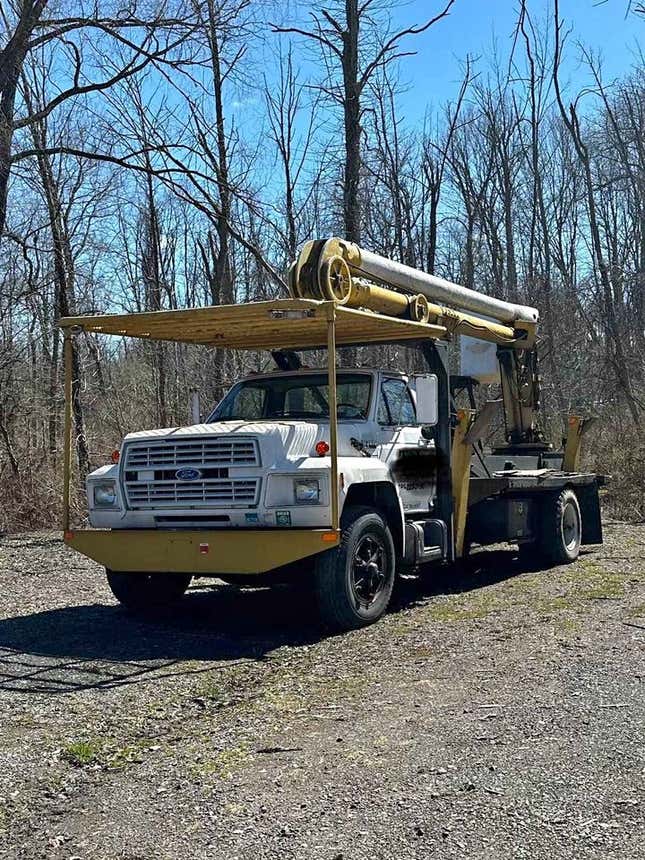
xmin=0 ymin=547 xmax=552 ymax=695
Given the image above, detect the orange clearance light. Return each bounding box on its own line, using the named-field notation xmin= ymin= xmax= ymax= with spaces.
xmin=315 ymin=440 xmax=330 ymax=457
xmin=322 ymin=532 xmax=338 ymax=543
xmin=111 ymin=449 xmax=120 ymax=464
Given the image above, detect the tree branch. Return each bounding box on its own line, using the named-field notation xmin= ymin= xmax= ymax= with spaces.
xmin=360 ymin=0 xmax=455 ymax=87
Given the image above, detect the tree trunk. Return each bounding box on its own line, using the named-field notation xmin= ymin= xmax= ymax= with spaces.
xmin=24 ymin=90 xmax=90 ymax=475
xmin=206 ymin=0 xmax=234 ymax=305
xmin=0 ymin=1 xmax=47 ymax=236
xmin=342 ymin=0 xmax=361 ymax=243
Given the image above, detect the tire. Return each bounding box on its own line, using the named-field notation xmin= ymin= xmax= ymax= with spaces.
xmin=106 ymin=570 xmax=192 ymax=611
xmin=313 ymin=505 xmax=396 ymax=631
xmin=538 ymin=487 xmax=582 ymax=565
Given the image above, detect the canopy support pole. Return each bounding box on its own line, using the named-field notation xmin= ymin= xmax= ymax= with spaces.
xmin=62 ymin=333 xmax=73 ymax=532
xmin=326 ymin=306 xmax=340 ymax=532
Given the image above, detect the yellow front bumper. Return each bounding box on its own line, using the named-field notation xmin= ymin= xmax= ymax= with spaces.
xmin=64 ymin=528 xmax=339 ymax=575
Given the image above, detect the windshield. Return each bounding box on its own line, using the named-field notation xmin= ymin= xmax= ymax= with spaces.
xmin=208 ymin=373 xmax=372 ymax=422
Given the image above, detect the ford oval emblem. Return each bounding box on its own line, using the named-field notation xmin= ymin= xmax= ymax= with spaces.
xmin=175 ymin=467 xmax=202 ymax=481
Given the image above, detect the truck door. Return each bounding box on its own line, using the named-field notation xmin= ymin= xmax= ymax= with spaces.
xmin=373 ymin=376 xmax=433 ymax=513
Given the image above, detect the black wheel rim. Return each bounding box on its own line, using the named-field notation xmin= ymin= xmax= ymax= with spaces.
xmin=351 ymin=533 xmax=388 ymax=609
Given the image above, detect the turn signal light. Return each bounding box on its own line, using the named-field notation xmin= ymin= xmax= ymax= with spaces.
xmin=111 ymin=449 xmax=120 ymax=464
xmin=315 ymin=440 xmax=330 ymax=456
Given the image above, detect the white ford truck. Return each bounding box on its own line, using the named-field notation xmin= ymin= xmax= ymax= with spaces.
xmin=87 ymin=366 xmax=443 ymax=628
xmin=62 ymin=238 xmax=603 ymax=631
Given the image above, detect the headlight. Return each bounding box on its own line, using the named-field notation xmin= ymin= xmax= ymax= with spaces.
xmin=93 ymin=482 xmax=117 ymax=507
xmin=265 ymin=473 xmax=327 ymax=507
xmin=294 ymin=479 xmax=320 ymax=504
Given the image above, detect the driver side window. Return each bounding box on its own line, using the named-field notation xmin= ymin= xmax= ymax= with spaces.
xmin=377 ymin=378 xmax=416 ymax=426
xmin=222 ymin=385 xmax=266 ymax=420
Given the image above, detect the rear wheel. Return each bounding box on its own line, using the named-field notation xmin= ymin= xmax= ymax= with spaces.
xmin=313 ymin=506 xmax=395 ymax=631
xmin=518 ymin=488 xmax=582 ymax=566
xmin=541 ymin=487 xmax=582 ymax=564
xmin=106 ymin=570 xmax=192 ymax=611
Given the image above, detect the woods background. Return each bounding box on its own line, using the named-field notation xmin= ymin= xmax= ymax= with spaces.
xmin=0 ymin=0 xmax=643 ymax=531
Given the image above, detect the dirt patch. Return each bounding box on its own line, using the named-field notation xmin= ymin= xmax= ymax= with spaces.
xmin=0 ymin=524 xmax=644 ymax=859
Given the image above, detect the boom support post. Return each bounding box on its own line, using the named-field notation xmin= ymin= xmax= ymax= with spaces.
xmin=496 ymin=346 xmax=546 ymax=449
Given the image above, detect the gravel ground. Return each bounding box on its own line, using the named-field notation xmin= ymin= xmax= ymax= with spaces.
xmin=0 ymin=524 xmax=643 ymax=860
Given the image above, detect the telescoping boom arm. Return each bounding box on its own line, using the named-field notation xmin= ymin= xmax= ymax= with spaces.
xmin=289 ymin=238 xmax=538 ymax=347
xmin=289 ymin=238 xmax=544 ymax=446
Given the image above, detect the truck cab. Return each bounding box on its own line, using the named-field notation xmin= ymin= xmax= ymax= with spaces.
xmin=87 ymin=367 xmax=438 ymax=535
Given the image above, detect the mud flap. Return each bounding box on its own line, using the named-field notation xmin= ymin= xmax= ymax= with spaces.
xmin=578 ymin=482 xmax=603 ymax=545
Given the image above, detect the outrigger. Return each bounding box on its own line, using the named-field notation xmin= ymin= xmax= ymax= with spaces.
xmin=59 ymin=238 xmax=603 ymax=630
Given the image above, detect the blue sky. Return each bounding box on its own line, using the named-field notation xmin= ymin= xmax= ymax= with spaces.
xmin=376 ymin=0 xmax=642 ymax=121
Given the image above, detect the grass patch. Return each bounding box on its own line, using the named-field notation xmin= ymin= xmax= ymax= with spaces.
xmin=261 ymin=670 xmax=366 ymax=715
xmin=105 ymin=740 xmax=158 ymax=770
xmin=552 ymin=560 xmax=632 ymax=604
xmin=61 ymin=736 xmax=159 ymax=770
xmin=61 ymin=739 xmax=103 ymax=767
xmin=580 ymin=581 xmax=625 ymax=600
xmin=555 ymin=616 xmax=582 ymax=633
xmin=536 ymin=596 xmax=576 ymax=614
xmin=199 ymin=679 xmax=229 ymax=704
xmin=191 ymin=744 xmax=252 ymax=780
xmin=576 ymin=569 xmax=626 ymax=600
xmin=423 ymin=590 xmax=501 ymax=623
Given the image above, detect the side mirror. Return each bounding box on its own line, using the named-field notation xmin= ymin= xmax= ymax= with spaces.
xmin=414 ymin=374 xmax=438 ymax=425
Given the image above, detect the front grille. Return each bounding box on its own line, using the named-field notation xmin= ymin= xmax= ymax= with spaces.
xmin=124 ymin=437 xmax=259 ymax=469
xmin=125 ymin=478 xmax=260 ymax=509
xmin=123 ymin=436 xmax=260 ymax=510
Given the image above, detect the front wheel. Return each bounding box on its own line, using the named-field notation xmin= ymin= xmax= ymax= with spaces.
xmin=106 ymin=570 xmax=192 ymax=611
xmin=313 ymin=506 xmax=396 ymax=631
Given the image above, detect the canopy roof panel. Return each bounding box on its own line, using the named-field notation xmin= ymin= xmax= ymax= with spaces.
xmin=59 ymin=299 xmax=447 ymax=350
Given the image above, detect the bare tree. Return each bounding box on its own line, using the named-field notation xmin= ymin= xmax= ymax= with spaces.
xmin=421 ymin=58 xmax=472 ymax=274
xmin=264 ymin=47 xmax=318 ymax=263
xmin=273 ymin=0 xmax=455 ymax=243
xmin=20 ymin=76 xmax=90 ymax=475
xmin=553 ymin=0 xmax=641 ymax=424
xmin=0 ymin=1 xmax=194 ymax=237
